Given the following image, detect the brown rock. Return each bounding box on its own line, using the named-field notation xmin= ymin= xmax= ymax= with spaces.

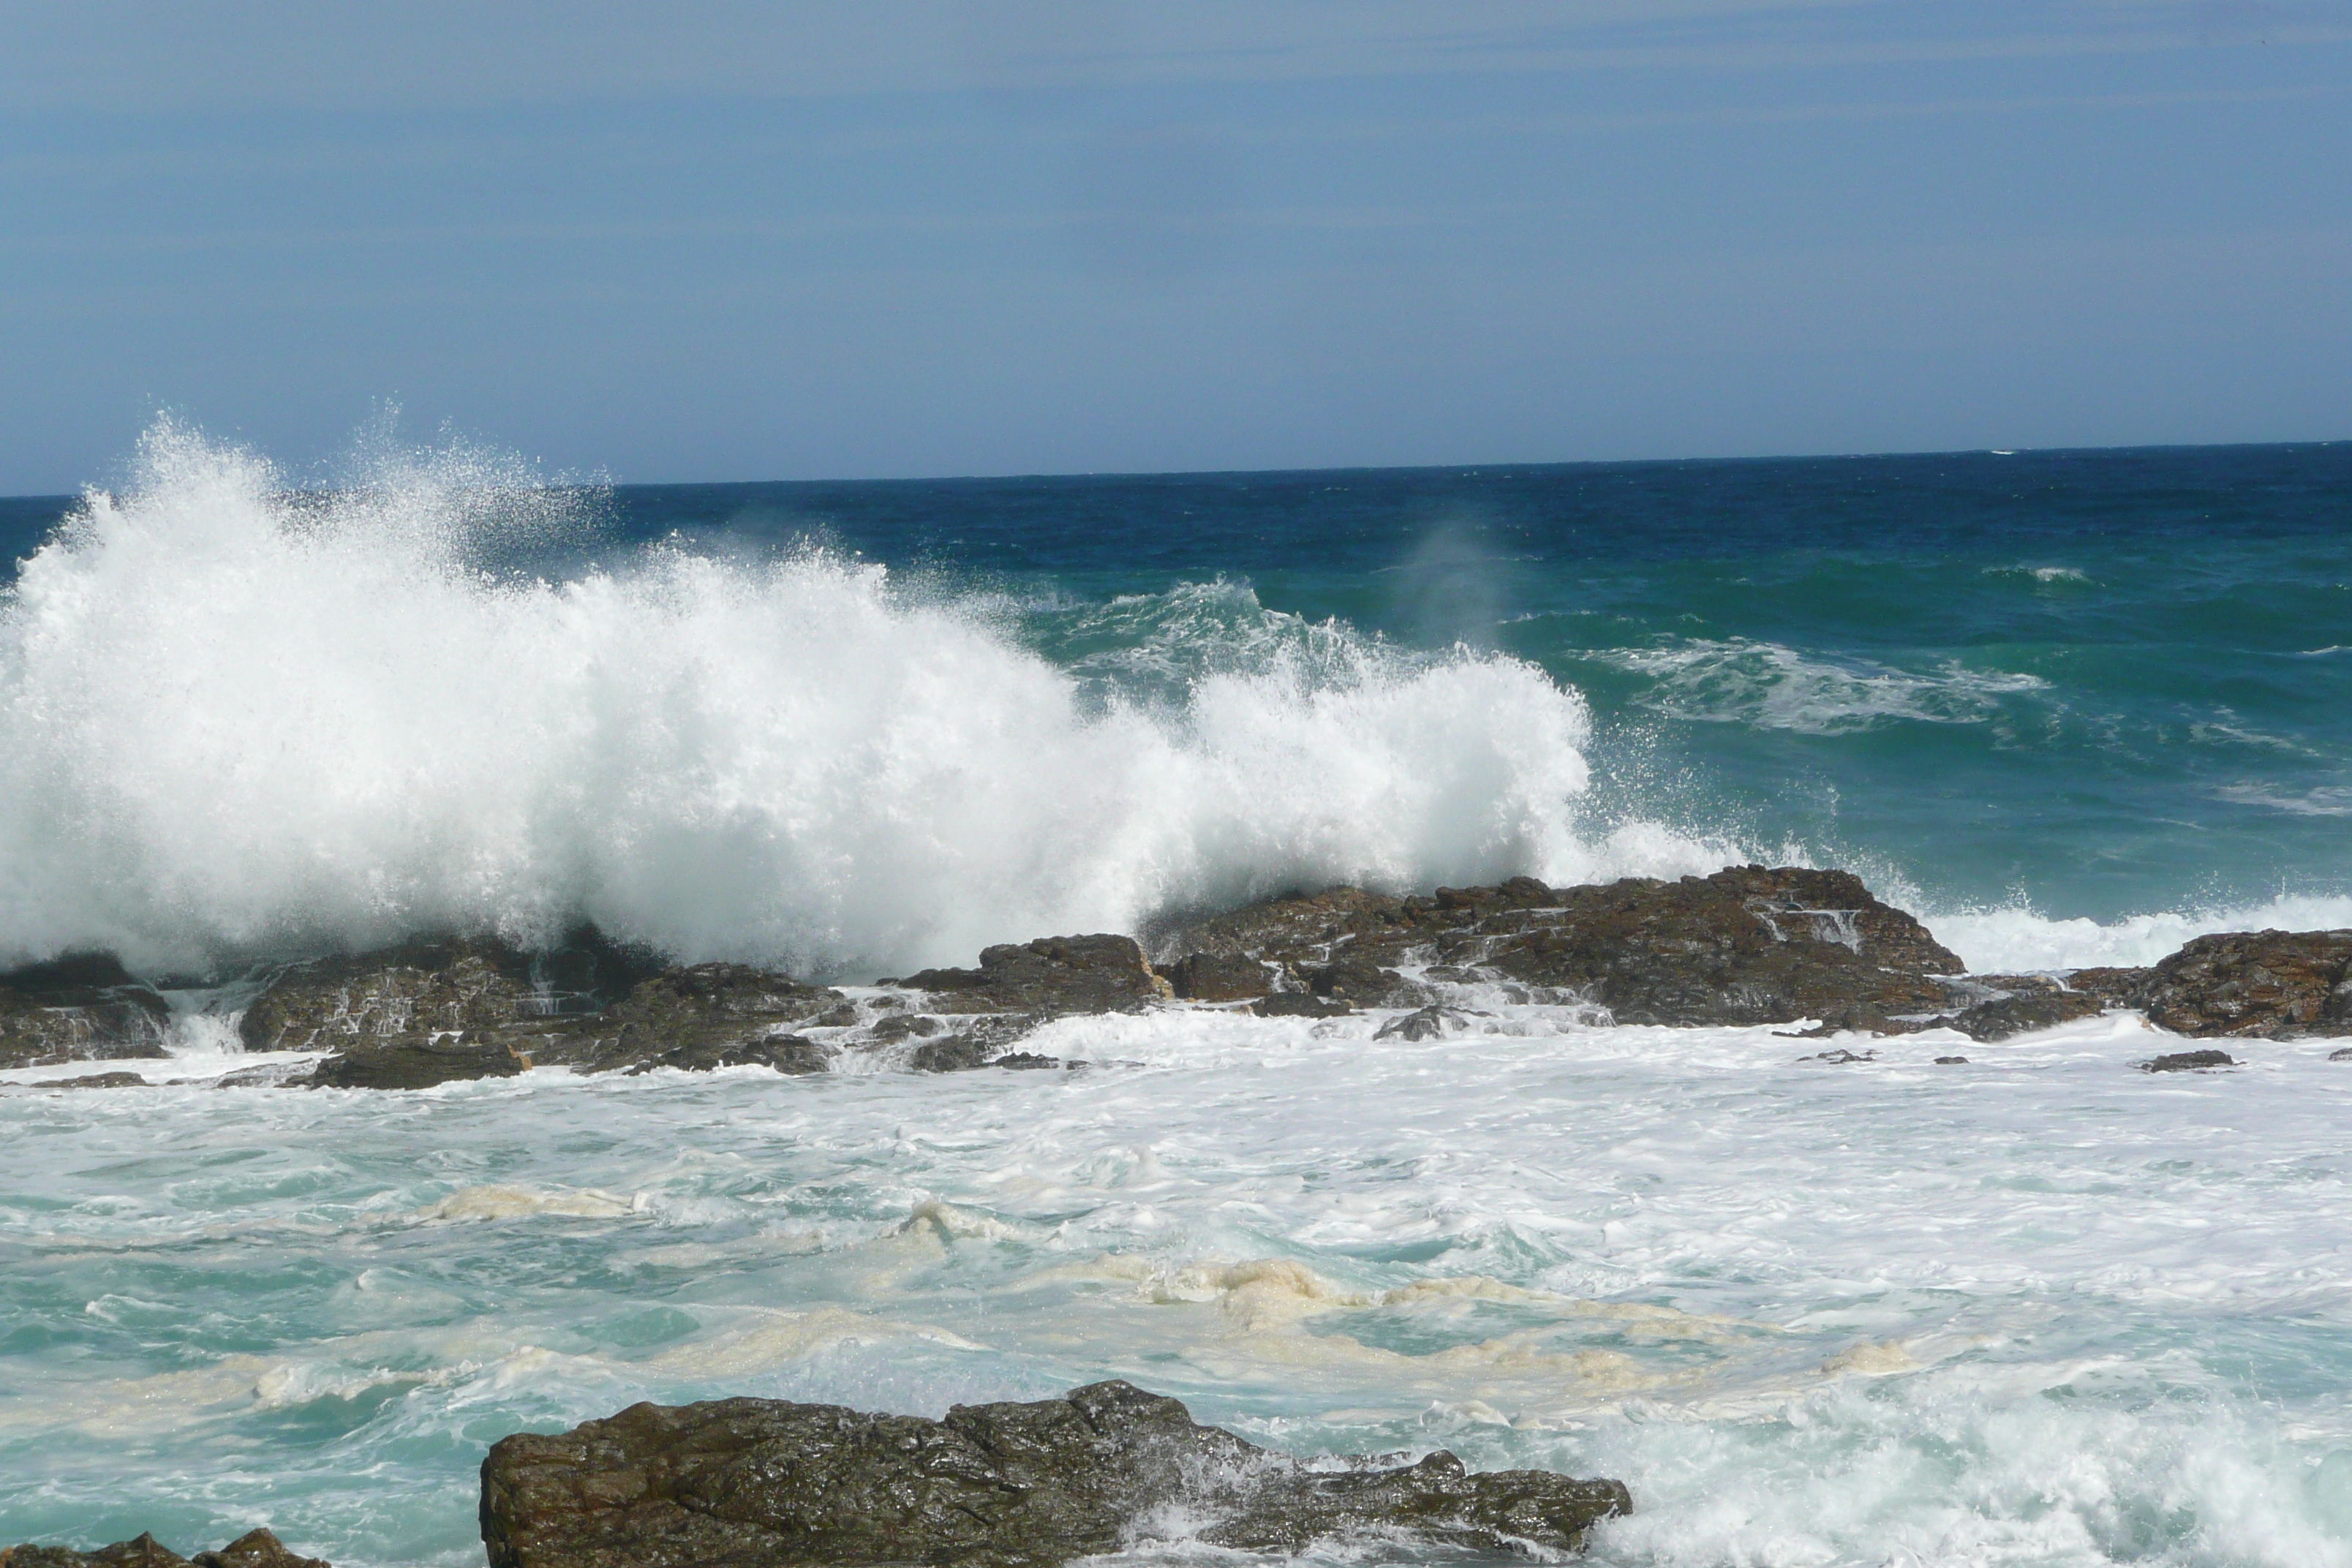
xmin=1161 ymin=952 xmax=1271 ymax=1001
xmin=478 ymin=1380 xmax=1628 ymax=1568
xmin=898 ymin=935 xmax=1171 ymax=1017
xmin=0 ymin=954 xmax=172 ymax=1070
xmin=2136 ymin=931 xmax=2352 ymax=1039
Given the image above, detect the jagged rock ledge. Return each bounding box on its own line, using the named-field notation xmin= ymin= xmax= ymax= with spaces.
xmin=7 ymin=867 xmax=2350 ymax=1088
xmin=3 ymin=1384 xmax=1628 ymax=1567
xmin=480 ymin=1380 xmax=1629 ymax=1567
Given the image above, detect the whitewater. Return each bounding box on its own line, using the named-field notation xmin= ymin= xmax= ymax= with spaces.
xmin=4 ymin=426 xmax=2351 ymax=1566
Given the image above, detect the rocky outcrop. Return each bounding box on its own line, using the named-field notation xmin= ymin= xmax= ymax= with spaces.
xmin=1160 ymin=867 xmax=1964 ymax=1028
xmin=241 ymin=938 xmax=845 ymax=1089
xmin=896 ymin=935 xmax=1172 ymax=1017
xmin=0 ymin=954 xmax=171 ymax=1070
xmin=2133 ymin=930 xmax=2352 ymax=1039
xmin=479 ymin=1379 xmax=1629 ymax=1568
xmin=0 ymin=1528 xmax=327 ymax=1567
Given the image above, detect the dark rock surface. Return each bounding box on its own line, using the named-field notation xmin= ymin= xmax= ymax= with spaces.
xmin=1161 ymin=951 xmax=1270 ymax=1001
xmin=2134 ymin=930 xmax=2352 ymax=1039
xmin=1161 ymin=867 xmax=1962 ymax=1028
xmin=0 ymin=954 xmax=172 ymax=1070
xmin=2143 ymin=1049 xmax=2238 ymax=1072
xmin=1944 ymin=990 xmax=2106 ymax=1042
xmin=2059 ymin=966 xmax=2153 ymax=1006
xmin=478 ymin=1379 xmax=1629 ymax=1568
xmin=898 ymin=935 xmax=1172 ymax=1017
xmin=240 ymin=938 xmax=843 ymax=1088
xmin=0 ymin=1529 xmax=327 ymax=1567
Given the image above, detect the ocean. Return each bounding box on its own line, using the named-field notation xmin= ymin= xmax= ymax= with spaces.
xmin=1 ymin=423 xmax=2348 ymax=1566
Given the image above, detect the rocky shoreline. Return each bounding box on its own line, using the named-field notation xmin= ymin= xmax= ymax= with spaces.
xmin=2 ymin=1382 xmax=1630 ymax=1567
xmin=5 ymin=865 xmax=2349 ymax=1088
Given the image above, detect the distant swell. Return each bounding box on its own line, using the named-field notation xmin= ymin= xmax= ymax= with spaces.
xmin=0 ymin=420 xmax=1729 ymax=977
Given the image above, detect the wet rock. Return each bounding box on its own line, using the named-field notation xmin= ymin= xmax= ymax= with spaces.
xmin=899 ymin=935 xmax=1171 ymax=1017
xmin=2142 ymin=1049 xmax=2238 ymax=1072
xmin=549 ymin=964 xmax=845 ymax=1075
xmin=244 ymin=940 xmax=843 ymax=1085
xmin=0 ymin=1530 xmax=326 ymax=1568
xmin=1162 ymin=867 xmax=1962 ymax=1029
xmin=991 ymin=1051 xmax=1066 ymax=1070
xmin=2331 ymin=1047 xmax=2352 ymax=1061
xmin=2062 ymin=967 xmax=2155 ymax=1006
xmin=1161 ymin=951 xmax=1271 ymax=1001
xmin=1945 ymin=991 xmax=2106 ymax=1042
xmin=1307 ymin=953 xmax=1421 ymax=1008
xmin=0 ymin=954 xmax=172 ymax=1070
xmin=1782 ymin=1009 xmax=1930 ymax=1039
xmin=2135 ymin=930 xmax=2352 ymax=1040
xmin=1374 ymin=1004 xmax=1475 ymax=1042
xmin=308 ymin=1036 xmax=526 ymax=1090
xmin=622 ymin=1034 xmax=829 ymax=1077
xmin=478 ymin=1379 xmax=1629 ymax=1568
xmin=1801 ymin=1047 xmax=1879 ymax=1064
xmin=1935 ymin=1055 xmax=1970 ymax=1065
xmin=44 ymin=1071 xmax=151 ymax=1090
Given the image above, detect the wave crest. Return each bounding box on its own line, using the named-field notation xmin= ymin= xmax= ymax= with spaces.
xmin=0 ymin=420 xmax=1722 ymax=976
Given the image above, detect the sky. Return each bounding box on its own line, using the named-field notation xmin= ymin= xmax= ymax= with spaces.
xmin=1 ymin=1 xmax=2348 ymax=492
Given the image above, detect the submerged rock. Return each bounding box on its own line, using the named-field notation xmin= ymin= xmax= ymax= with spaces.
xmin=2135 ymin=930 xmax=2352 ymax=1040
xmin=1943 ymin=990 xmax=2106 ymax=1042
xmin=478 ymin=1379 xmax=1629 ymax=1568
xmin=0 ymin=954 xmax=172 ymax=1070
xmin=1163 ymin=867 xmax=1962 ymax=1028
xmin=2142 ymin=1049 xmax=2238 ymax=1072
xmin=0 ymin=1529 xmax=327 ymax=1567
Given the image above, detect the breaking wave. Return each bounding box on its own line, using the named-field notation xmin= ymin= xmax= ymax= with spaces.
xmin=0 ymin=420 xmax=1727 ymax=976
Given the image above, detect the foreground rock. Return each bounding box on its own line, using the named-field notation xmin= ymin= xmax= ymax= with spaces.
xmin=480 ymin=1379 xmax=1629 ymax=1568
xmin=1160 ymin=866 xmax=1965 ymax=1027
xmin=0 ymin=1527 xmax=326 ymax=1567
xmin=0 ymin=954 xmax=171 ymax=1070
xmin=2133 ymin=930 xmax=2352 ymax=1039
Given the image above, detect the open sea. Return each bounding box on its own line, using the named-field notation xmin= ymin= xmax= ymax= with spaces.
xmin=1 ymin=426 xmax=2349 ymax=1566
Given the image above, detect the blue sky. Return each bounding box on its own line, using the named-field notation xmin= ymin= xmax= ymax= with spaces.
xmin=1 ymin=1 xmax=2347 ymax=491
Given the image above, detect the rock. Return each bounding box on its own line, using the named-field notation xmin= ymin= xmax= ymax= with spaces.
xmin=1307 ymin=953 xmax=1421 ymax=1008
xmin=1801 ymin=1048 xmax=1879 ymax=1063
xmin=991 ymin=1052 xmax=1066 ymax=1070
xmin=899 ymin=935 xmax=1172 ymax=1017
xmin=0 ymin=954 xmax=172 ymax=1070
xmin=0 ymin=1531 xmax=326 ymax=1568
xmin=1161 ymin=867 xmax=1962 ymax=1029
xmin=478 ymin=1379 xmax=1629 ymax=1568
xmin=2332 ymin=1047 xmax=2352 ymax=1062
xmin=308 ymin=1036 xmax=524 ymax=1090
xmin=44 ymin=1071 xmax=151 ymax=1090
xmin=1161 ymin=951 xmax=1271 ymax=1001
xmin=2062 ymin=967 xmax=2154 ymax=1006
xmin=2142 ymin=1049 xmax=2237 ymax=1072
xmin=556 ymin=965 xmax=844 ymax=1075
xmin=1935 ymin=1055 xmax=1970 ymax=1064
xmin=1373 ymin=1004 xmax=1476 ymax=1041
xmin=192 ymin=1532 xmax=330 ymax=1568
xmin=240 ymin=938 xmax=843 ymax=1086
xmin=622 ymin=1035 xmax=829 ymax=1077
xmin=2134 ymin=930 xmax=2352 ymax=1039
xmin=1945 ymin=991 xmax=2106 ymax=1041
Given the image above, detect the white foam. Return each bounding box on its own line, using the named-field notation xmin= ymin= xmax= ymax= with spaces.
xmin=1595 ymin=638 xmax=2048 ymax=734
xmin=0 ymin=420 xmax=1717 ymax=977
xmin=1929 ymin=894 xmax=2352 ymax=972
